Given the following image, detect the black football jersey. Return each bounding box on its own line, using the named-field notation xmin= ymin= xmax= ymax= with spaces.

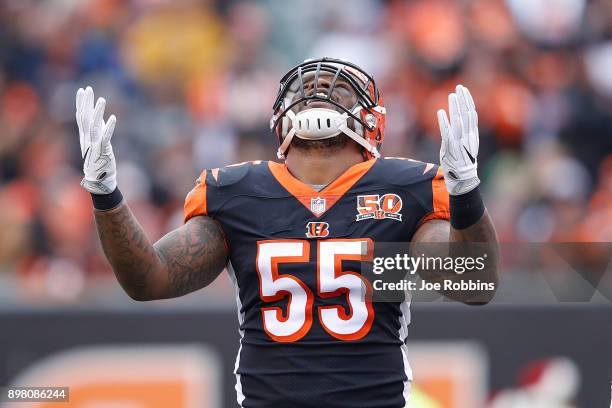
xmin=184 ymin=158 xmax=450 ymax=408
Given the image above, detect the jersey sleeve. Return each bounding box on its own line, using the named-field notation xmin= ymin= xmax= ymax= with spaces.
xmin=416 ymin=167 xmax=450 ymax=227
xmin=183 ymin=169 xmax=208 ymax=223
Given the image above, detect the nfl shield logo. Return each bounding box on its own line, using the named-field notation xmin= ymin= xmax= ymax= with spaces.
xmin=310 ymin=197 xmax=326 ymax=216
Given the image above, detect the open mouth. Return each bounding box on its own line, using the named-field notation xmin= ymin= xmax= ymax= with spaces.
xmin=299 ymin=92 xmax=341 ymax=111
xmin=305 ymin=100 xmax=334 ymax=108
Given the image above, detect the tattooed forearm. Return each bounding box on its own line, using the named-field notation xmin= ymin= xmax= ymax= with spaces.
xmin=95 ymin=203 xmax=158 ymax=299
xmin=94 ymin=203 xmax=228 ymax=300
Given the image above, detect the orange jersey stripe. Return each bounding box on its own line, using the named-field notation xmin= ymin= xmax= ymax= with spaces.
xmin=432 ymin=167 xmax=450 ymax=218
xmin=268 ymin=159 xmax=376 ymax=217
xmin=183 ymin=169 xmax=208 ymax=222
xmin=417 ymin=167 xmax=450 ymax=228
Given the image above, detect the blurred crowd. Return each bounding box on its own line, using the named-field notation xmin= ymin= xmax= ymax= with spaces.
xmin=0 ymin=0 xmax=611 ymax=303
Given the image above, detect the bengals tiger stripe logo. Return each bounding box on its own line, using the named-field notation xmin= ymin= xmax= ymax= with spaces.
xmin=305 ymin=222 xmax=330 ymax=238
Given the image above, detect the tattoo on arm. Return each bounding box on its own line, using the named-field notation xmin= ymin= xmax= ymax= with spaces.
xmin=154 ymin=217 xmax=228 ymax=298
xmin=94 ymin=203 xmax=228 ymax=300
xmin=95 ymin=203 xmax=158 ymax=299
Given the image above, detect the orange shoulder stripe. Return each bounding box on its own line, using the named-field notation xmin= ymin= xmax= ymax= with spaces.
xmin=183 ymin=169 xmax=208 ymax=223
xmin=416 ymin=167 xmax=450 ymax=228
xmin=432 ymin=167 xmax=450 ymax=218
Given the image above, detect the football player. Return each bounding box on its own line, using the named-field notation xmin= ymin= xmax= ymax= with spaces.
xmin=76 ymin=57 xmax=498 ymax=408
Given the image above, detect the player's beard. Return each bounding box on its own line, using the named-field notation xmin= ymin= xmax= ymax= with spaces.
xmin=290 ymin=133 xmax=351 ymax=156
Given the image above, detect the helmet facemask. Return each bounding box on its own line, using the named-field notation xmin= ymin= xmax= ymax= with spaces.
xmin=271 ymin=58 xmax=386 ymax=160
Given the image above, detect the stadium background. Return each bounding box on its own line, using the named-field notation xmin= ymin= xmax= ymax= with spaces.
xmin=0 ymin=0 xmax=611 ymax=407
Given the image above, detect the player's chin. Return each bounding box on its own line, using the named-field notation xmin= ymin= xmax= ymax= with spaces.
xmin=291 ymin=133 xmax=350 ymax=153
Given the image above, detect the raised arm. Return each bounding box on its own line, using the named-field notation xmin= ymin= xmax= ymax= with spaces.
xmin=77 ymin=87 xmax=228 ymax=301
xmin=411 ymin=85 xmax=499 ymax=304
xmin=94 ymin=206 xmax=227 ymax=300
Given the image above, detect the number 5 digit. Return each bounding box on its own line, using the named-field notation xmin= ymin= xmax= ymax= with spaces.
xmin=318 ymin=239 xmax=374 ymax=341
xmin=256 ymin=240 xmax=313 ymax=342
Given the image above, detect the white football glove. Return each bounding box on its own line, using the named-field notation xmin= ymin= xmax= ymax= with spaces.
xmin=437 ymin=84 xmax=480 ymax=196
xmin=76 ymin=86 xmax=117 ymax=195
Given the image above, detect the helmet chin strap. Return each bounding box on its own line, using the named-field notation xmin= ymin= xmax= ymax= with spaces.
xmin=277 ymin=108 xmax=380 ymax=159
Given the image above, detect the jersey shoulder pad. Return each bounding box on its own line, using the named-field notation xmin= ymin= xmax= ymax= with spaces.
xmin=204 ymin=160 xmax=266 ymax=188
xmin=183 ymin=160 xmax=267 ymax=222
xmin=374 ymin=157 xmax=450 ymax=225
xmin=378 ymin=157 xmax=441 ymax=187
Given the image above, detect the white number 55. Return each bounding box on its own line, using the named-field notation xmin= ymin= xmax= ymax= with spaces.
xmin=256 ymin=239 xmax=374 ymax=342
